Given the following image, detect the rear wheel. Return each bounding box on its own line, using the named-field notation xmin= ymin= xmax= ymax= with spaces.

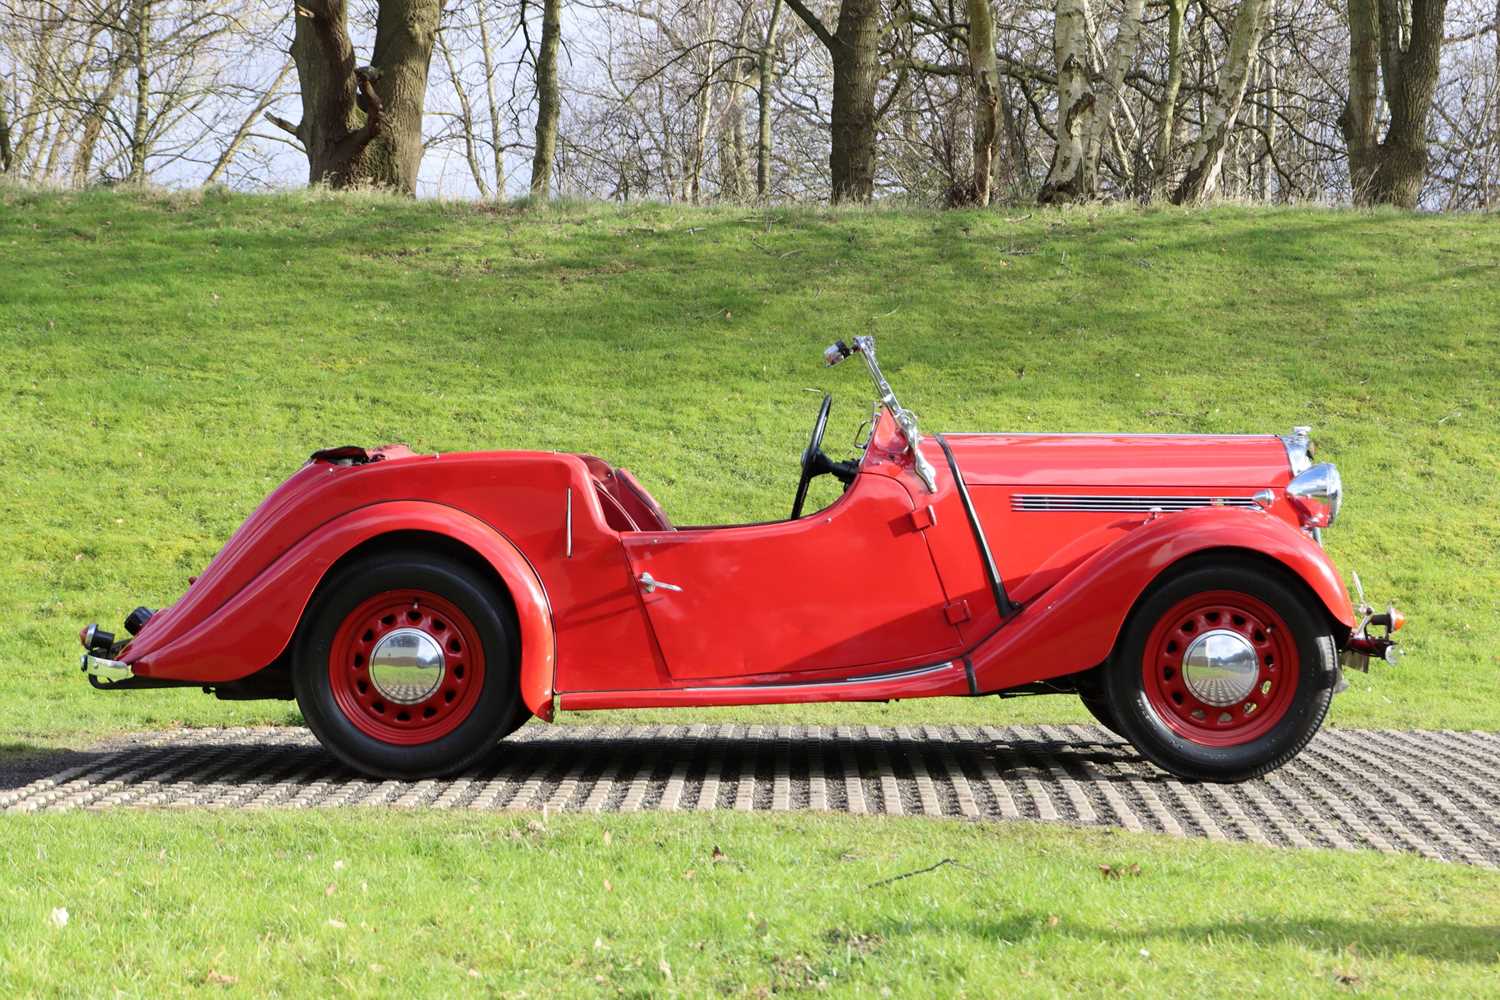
xmin=1078 ymin=691 xmax=1120 ymax=738
xmin=1104 ymin=558 xmax=1337 ymax=783
xmin=1074 ymin=669 xmax=1120 ymax=737
xmin=293 ymin=549 xmax=528 ymax=778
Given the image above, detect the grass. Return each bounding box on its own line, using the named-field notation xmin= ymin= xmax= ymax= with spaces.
xmin=1 ymin=187 xmax=1498 ymax=748
xmin=3 ymin=810 xmax=1498 ymax=997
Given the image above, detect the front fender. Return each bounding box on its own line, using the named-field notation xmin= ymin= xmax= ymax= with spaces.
xmin=969 ymin=507 xmax=1354 ymax=692
xmin=125 ymin=501 xmax=558 ymax=720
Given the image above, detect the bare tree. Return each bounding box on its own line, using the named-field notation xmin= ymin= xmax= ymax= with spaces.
xmin=1039 ymin=0 xmax=1147 ymax=201
xmin=207 ymin=60 xmax=293 ymax=184
xmin=757 ymin=0 xmax=785 ymax=197
xmin=783 ymin=0 xmax=885 ymax=201
xmin=965 ymin=0 xmax=999 ymax=205
xmin=5 ymin=0 xmax=1495 ymax=207
xmin=1152 ymin=0 xmax=1188 ymax=191
xmin=1340 ymin=0 xmax=1451 ymax=206
xmin=267 ymin=0 xmax=442 ymax=192
xmin=0 ymin=67 xmax=12 ymax=172
xmin=437 ymin=27 xmax=490 ymax=196
xmin=127 ymin=0 xmax=150 ymax=181
xmin=527 ymin=0 xmax=561 ymax=196
xmin=1082 ymin=0 xmax=1146 ymax=194
xmin=718 ymin=1 xmax=754 ymax=200
xmin=475 ymin=2 xmax=507 ymax=195
xmin=1037 ymin=0 xmax=1086 ymax=202
xmin=1172 ymin=0 xmax=1273 ymax=203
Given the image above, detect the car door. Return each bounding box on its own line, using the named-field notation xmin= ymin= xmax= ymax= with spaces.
xmin=620 ymin=474 xmax=964 ymax=681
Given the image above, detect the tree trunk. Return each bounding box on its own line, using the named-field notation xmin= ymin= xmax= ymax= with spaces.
xmin=275 ymin=0 xmax=441 ymax=193
xmin=688 ymin=3 xmax=719 ymax=203
xmin=12 ymin=2 xmax=70 ymax=174
xmin=128 ymin=0 xmax=152 ymax=183
xmin=757 ymin=0 xmax=784 ymax=198
xmin=477 ymin=6 xmax=507 ymax=196
xmin=786 ymin=0 xmax=882 ymax=202
xmin=43 ymin=19 xmax=110 ymax=182
xmin=1260 ymin=48 xmax=1278 ymax=200
xmin=1339 ymin=0 xmax=1448 ymax=207
xmin=1340 ymin=0 xmax=1382 ymax=198
xmin=0 ymin=75 xmax=12 ymax=174
xmin=364 ymin=0 xmax=443 ymax=191
xmin=1171 ymin=0 xmax=1273 ymax=204
xmin=966 ymin=0 xmax=999 ymax=206
xmin=828 ymin=0 xmax=881 ymax=201
xmin=1152 ymin=0 xmax=1187 ymax=192
xmin=1037 ymin=0 xmax=1090 ymax=202
xmin=1082 ymin=0 xmax=1146 ymax=196
xmin=529 ymin=0 xmax=561 ymax=197
xmin=996 ymin=73 xmax=1027 ymax=197
xmin=73 ymin=54 xmax=129 ymax=186
xmin=717 ymin=6 xmax=752 ymax=200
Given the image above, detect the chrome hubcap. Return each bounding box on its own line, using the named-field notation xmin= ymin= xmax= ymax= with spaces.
xmin=1180 ymin=628 xmax=1260 ymax=707
xmin=367 ymin=628 xmax=445 ymax=705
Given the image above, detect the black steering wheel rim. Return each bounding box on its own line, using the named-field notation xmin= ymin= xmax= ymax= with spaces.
xmin=791 ymin=393 xmax=833 ymax=520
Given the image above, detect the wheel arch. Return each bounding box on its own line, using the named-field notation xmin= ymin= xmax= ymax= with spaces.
xmin=127 ymin=502 xmax=559 ymax=720
xmin=967 ymin=508 xmax=1354 ymax=693
xmin=1117 ymin=547 xmax=1353 ymax=659
xmin=319 ymin=529 xmax=521 ymax=625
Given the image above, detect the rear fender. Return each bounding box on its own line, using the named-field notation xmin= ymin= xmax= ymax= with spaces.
xmin=969 ymin=507 xmax=1354 ymax=692
xmin=125 ymin=501 xmax=558 ymax=719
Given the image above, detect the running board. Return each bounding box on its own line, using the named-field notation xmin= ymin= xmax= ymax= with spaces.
xmin=557 ymin=660 xmax=970 ymax=711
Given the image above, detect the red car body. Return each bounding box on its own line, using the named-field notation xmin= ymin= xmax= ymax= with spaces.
xmin=79 ymin=337 xmax=1400 ymax=780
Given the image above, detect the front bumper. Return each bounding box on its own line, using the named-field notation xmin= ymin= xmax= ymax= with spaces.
xmin=1339 ymin=598 xmax=1405 ymax=673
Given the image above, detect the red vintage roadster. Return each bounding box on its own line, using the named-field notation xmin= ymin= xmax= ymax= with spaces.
xmin=79 ymin=337 xmax=1402 ymax=781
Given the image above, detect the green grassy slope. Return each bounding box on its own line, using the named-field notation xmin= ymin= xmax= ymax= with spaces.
xmin=2 ymin=188 xmax=1497 ymax=745
xmin=4 ymin=811 xmax=1499 ymax=997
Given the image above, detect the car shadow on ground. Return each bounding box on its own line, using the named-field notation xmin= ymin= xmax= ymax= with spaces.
xmin=0 ymin=727 xmax=1147 ymax=792
xmin=0 ymin=726 xmax=1256 ymax=807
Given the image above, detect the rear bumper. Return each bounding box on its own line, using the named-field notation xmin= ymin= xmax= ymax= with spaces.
xmin=81 ymin=653 xmax=133 ymax=683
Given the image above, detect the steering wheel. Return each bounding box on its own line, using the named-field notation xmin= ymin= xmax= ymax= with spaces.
xmin=790 ymin=391 xmax=871 ymax=519
xmin=791 ymin=393 xmax=834 ymax=520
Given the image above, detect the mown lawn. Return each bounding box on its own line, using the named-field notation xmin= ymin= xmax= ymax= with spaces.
xmin=1 ymin=188 xmax=1497 ymax=748
xmin=2 ymin=810 xmax=1497 ymax=997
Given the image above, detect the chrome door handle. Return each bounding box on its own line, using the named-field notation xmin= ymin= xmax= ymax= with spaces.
xmin=638 ymin=572 xmax=682 ymax=594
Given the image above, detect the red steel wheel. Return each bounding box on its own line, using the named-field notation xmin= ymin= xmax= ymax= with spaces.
xmin=1140 ymin=590 xmax=1299 ymax=748
xmin=327 ymin=589 xmax=487 ymax=746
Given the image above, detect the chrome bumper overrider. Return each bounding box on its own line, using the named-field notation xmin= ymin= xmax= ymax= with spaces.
xmin=1340 ymin=636 xmax=1400 ymax=672
xmin=1339 ymin=582 xmax=1405 ymax=672
xmin=81 ymin=653 xmax=133 ymax=683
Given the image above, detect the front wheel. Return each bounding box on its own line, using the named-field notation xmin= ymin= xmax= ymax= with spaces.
xmin=292 ymin=549 xmax=528 ymax=778
xmin=1104 ymin=558 xmax=1338 ymax=783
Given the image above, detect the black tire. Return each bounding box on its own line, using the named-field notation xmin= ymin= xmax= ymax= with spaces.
xmin=1078 ymin=691 xmax=1121 ymax=738
xmin=292 ymin=548 xmax=529 ymax=778
xmin=1104 ymin=557 xmax=1337 ymax=783
xmin=1074 ymin=668 xmax=1120 ymax=737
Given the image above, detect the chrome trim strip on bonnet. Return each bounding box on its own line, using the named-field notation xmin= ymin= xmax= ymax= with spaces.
xmin=1011 ymin=494 xmax=1260 ymax=512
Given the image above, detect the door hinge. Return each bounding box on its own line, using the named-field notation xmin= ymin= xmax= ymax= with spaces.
xmin=944 ymin=599 xmax=971 ymax=625
xmin=908 ymin=505 xmax=937 ymax=532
